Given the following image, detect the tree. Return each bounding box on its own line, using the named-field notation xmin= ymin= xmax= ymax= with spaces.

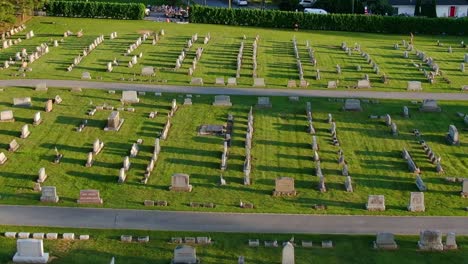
xmin=274 ymin=0 xmax=299 ymax=11
xmin=367 ymin=0 xmax=394 ymax=15
xmin=415 ymin=0 xmax=437 ymax=17
xmin=0 ymin=0 xmax=16 ymax=31
xmin=313 ymin=0 xmax=363 ymax=14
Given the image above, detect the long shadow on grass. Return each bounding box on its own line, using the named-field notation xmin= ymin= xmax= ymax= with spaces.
xmin=40 ymin=143 xmax=89 ymax=153
xmin=165 ymin=158 xmax=219 ymax=169
xmin=67 ymin=170 xmax=115 ymax=183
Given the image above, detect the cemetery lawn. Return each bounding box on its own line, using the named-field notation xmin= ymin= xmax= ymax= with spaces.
xmin=0 ymin=16 xmax=467 ymax=92
xmin=0 ymin=225 xmax=467 ymax=263
xmin=0 ymin=87 xmax=467 ymax=216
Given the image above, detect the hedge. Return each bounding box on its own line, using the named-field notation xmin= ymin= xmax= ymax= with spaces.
xmin=46 ymin=1 xmax=146 ymax=20
xmin=189 ymin=6 xmax=468 ymax=35
xmin=47 ymin=0 xmax=184 ymax=7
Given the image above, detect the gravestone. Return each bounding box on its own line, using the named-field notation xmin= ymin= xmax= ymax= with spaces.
xmin=366 ymin=195 xmax=385 ymax=211
xmin=104 ymin=111 xmax=124 ymax=131
xmin=215 ymin=77 xmax=225 ymax=85
xmin=33 ymin=112 xmax=42 ymax=125
xmin=40 ymin=186 xmax=59 ymax=203
xmin=420 ymin=99 xmax=441 ymax=112
xmin=391 ymin=122 xmax=398 ymax=136
xmin=345 ymin=176 xmax=353 ymax=192
xmin=81 ymin=72 xmax=91 ymax=79
xmin=282 ymin=242 xmax=294 ymax=264
xmin=141 ymin=66 xmax=154 ymax=76
xmin=213 ymin=95 xmax=232 ymax=106
xmin=0 ymin=110 xmax=15 ymax=122
xmin=327 ymin=81 xmax=337 ymax=89
xmin=403 ymin=106 xmax=409 ymax=118
xmin=408 ymin=192 xmax=425 ymax=212
xmin=45 ymin=100 xmax=53 ymax=112
xmin=415 ymin=175 xmax=427 ymax=191
xmin=170 ymin=173 xmax=193 ymax=192
xmin=121 ymin=91 xmax=139 ymax=104
xmin=184 ymin=98 xmax=192 ymax=105
xmin=85 ymin=152 xmax=93 ymax=167
xmin=93 ymin=139 xmax=104 ymax=155
xmin=118 ymin=168 xmax=126 ymax=183
xmin=445 ymin=232 xmax=457 ymax=250
xmin=130 ymin=143 xmax=139 ymax=158
xmin=446 ymin=125 xmax=459 ymax=145
xmin=253 ymin=78 xmax=265 ymax=87
xmin=374 ymin=233 xmax=398 ymax=250
xmin=418 ymin=230 xmax=443 ymax=251
xmin=357 ymin=80 xmax=371 ymax=89
xmin=13 ymin=97 xmax=32 ymax=107
xmin=384 ymin=114 xmax=392 ymax=126
xmin=35 ymin=83 xmax=47 ymax=91
xmin=77 ymin=189 xmax=103 ymax=204
xmin=0 ymin=152 xmax=8 ymax=165
xmin=172 ymin=245 xmax=197 ymax=264
xmin=12 ymin=239 xmax=49 ymax=263
xmin=461 ymin=180 xmax=468 ymax=197
xmin=123 ymin=156 xmax=130 ymax=171
xmin=54 ymin=95 xmax=62 ymax=104
xmin=227 ymin=78 xmax=237 ymax=86
xmin=257 ymin=97 xmax=272 ymax=108
xmin=287 ymin=80 xmax=297 ymax=88
xmin=9 ymin=139 xmax=19 ymax=152
xmin=407 ymin=81 xmax=422 ymax=91
xmin=190 ymin=78 xmax=203 ymax=85
xmin=343 ymin=99 xmax=362 ymax=111
xmin=273 ymin=177 xmax=296 ymax=196
xmin=37 ymin=168 xmax=47 ymax=183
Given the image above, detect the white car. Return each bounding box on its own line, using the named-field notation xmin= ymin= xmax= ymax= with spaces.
xmin=233 ymin=0 xmax=248 ymax=6
xmin=304 ymin=8 xmax=328 ymax=14
xmin=299 ymin=0 xmax=315 ymax=8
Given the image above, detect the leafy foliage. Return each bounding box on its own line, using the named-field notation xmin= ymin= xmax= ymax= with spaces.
xmin=189 ymin=5 xmax=468 ymax=35
xmin=45 ymin=1 xmax=146 ymax=19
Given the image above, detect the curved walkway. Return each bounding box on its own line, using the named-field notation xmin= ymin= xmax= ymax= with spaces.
xmin=1 ymin=79 xmax=468 ymax=100
xmin=1 ymin=205 xmax=468 ymax=235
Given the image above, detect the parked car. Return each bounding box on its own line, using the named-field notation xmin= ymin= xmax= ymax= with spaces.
xmin=304 ymin=8 xmax=328 ymax=14
xmin=233 ymin=0 xmax=248 ymax=6
xmin=299 ymin=0 xmax=315 ymax=8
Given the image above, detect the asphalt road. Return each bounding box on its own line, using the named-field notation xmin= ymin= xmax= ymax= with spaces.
xmin=1 ymin=79 xmax=468 ymax=100
xmin=0 ymin=205 xmax=467 ymax=235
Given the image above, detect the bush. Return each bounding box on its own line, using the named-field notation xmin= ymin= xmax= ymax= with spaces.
xmin=46 ymin=1 xmax=146 ymax=20
xmin=189 ymin=5 xmax=468 ymax=35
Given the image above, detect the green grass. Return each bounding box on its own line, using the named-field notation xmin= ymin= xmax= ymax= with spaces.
xmin=0 ymin=17 xmax=467 ymax=91
xmin=0 ymin=225 xmax=467 ymax=263
xmin=0 ymin=87 xmax=467 ymax=215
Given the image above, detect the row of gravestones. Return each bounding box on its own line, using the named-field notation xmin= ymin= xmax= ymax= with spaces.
xmin=0 ymin=93 xmax=60 ymax=166
xmin=220 ymin=114 xmax=233 ymax=175
xmin=7 ymin=230 xmax=459 ymax=264
xmin=69 ymin=34 xmax=105 ymax=72
xmin=243 ymin=106 xmax=254 ymax=186
xmin=252 ymin=35 xmax=260 ymax=78
xmin=292 ymin=37 xmax=304 ymax=81
xmin=366 ymin=193 xmax=426 ymax=212
xmin=374 ymin=230 xmax=458 ymax=251
xmin=188 ymin=46 xmax=204 ymax=76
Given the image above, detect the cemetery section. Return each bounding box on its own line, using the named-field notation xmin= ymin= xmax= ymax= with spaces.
xmin=0 ymin=225 xmax=467 ymax=263
xmin=0 ymin=86 xmax=467 ymax=215
xmin=0 ymin=17 xmax=467 ymax=92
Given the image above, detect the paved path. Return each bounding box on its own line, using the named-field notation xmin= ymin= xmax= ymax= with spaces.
xmin=1 ymin=205 xmax=468 ymax=235
xmin=1 ymin=79 xmax=468 ymax=100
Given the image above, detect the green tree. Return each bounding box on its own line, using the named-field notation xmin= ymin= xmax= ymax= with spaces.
xmin=313 ymin=0 xmax=363 ymax=14
xmin=0 ymin=0 xmax=16 ymax=30
xmin=415 ymin=0 xmax=437 ymax=17
xmin=367 ymin=0 xmax=393 ymax=15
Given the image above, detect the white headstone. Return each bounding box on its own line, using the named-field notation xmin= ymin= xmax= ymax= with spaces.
xmin=282 ymin=242 xmax=294 ymax=264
